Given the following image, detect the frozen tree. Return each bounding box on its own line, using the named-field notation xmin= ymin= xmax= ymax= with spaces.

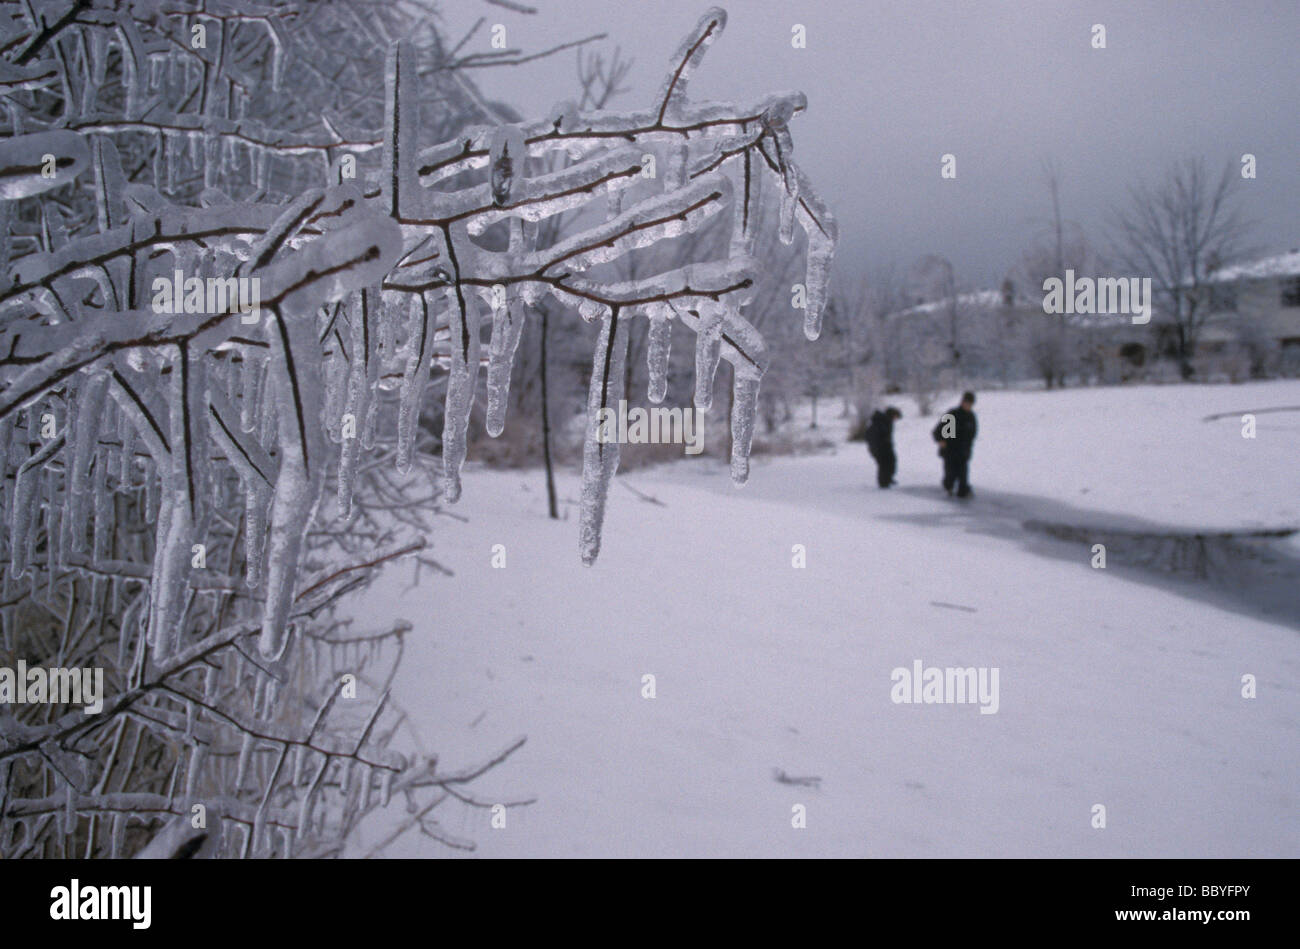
xmin=1017 ymin=160 xmax=1094 ymax=388
xmin=0 ymin=0 xmax=568 ymax=860
xmin=407 ymin=5 xmax=837 ymax=556
xmin=0 ymin=2 xmax=835 ymax=858
xmin=816 ymin=274 xmax=890 ymax=438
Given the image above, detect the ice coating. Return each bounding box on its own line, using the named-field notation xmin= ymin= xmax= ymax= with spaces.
xmin=579 ymin=310 xmax=628 ymax=566
xmin=485 ymin=295 xmax=528 ymax=437
xmin=653 ymin=8 xmax=728 ymax=122
xmin=0 ymin=130 xmax=89 ymax=200
xmin=728 ymin=368 xmax=761 ymax=485
xmin=489 ymin=125 xmax=527 ymax=207
xmin=259 ymin=309 xmax=327 ymax=659
xmin=793 ymin=165 xmax=838 ymax=339
xmin=395 ymin=293 xmax=433 ymax=472
xmin=440 ymin=280 xmax=482 ymax=503
xmin=646 ymin=312 xmax=672 ymax=404
xmin=0 ymin=6 xmax=840 ymax=778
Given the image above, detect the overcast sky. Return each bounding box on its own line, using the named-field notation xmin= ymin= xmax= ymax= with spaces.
xmin=442 ymin=0 xmax=1299 ymax=291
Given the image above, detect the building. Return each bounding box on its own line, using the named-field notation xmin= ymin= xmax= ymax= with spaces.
xmin=884 ymin=251 xmax=1300 ymax=385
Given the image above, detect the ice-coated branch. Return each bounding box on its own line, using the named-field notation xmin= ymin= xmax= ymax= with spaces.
xmin=0 ymin=1 xmax=835 ymax=858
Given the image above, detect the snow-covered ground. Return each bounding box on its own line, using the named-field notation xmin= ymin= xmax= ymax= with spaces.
xmin=351 ymin=380 xmax=1300 ymax=857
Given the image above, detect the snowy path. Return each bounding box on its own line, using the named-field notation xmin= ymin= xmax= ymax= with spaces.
xmin=353 ymin=382 xmax=1300 ymax=857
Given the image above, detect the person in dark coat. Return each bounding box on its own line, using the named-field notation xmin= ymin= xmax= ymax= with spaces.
xmin=932 ymin=391 xmax=977 ymax=498
xmin=864 ymin=406 xmax=902 ymax=488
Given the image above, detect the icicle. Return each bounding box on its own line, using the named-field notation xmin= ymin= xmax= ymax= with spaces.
xmin=204 ymin=136 xmax=219 ymax=190
xmin=377 ymin=296 xmax=396 ymax=364
xmin=395 ymin=295 xmax=432 ymax=472
xmin=323 ymin=343 xmax=348 ymax=445
xmin=244 ymin=482 xmax=268 ymax=588
xmin=693 ymin=305 xmax=724 ymax=411
xmin=110 ymin=814 xmax=125 ymax=859
xmin=761 ymin=100 xmax=801 ymax=246
xmin=380 ymin=769 xmax=393 ymax=808
xmin=338 ymin=758 xmax=354 ymax=799
xmin=296 ymin=775 xmax=316 ymax=841
xmin=9 ymin=458 xmax=42 ymax=578
xmin=143 ymin=465 xmax=158 ymax=524
xmin=89 ymin=30 xmax=108 ymax=85
xmin=145 ymin=417 xmax=194 ymax=660
xmin=116 ymin=595 xmax=140 ymax=672
xmin=729 ymin=161 xmax=760 ymax=259
xmin=262 ymin=678 xmax=280 ymax=721
xmin=578 ymin=309 xmax=628 ymax=566
xmin=68 ymin=374 xmax=108 ymax=553
xmin=63 ymin=781 xmax=75 ymax=838
xmin=646 ymin=313 xmax=671 ymax=404
xmin=258 ymin=368 xmax=278 ymax=445
xmin=185 ymin=742 xmax=207 ymax=799
xmin=254 ymin=148 xmax=269 ymax=192
xmin=46 ymin=492 xmax=60 ymax=590
xmin=165 ymin=131 xmax=177 ymax=192
xmin=152 ymin=130 xmax=164 ymax=189
xmin=118 ymin=423 xmax=133 ymax=487
xmin=485 ymin=296 xmax=526 ymax=437
xmin=361 ymin=398 xmax=378 ymax=451
xmin=235 ymin=732 xmax=255 ymax=789
xmin=729 ymin=369 xmax=762 ymax=485
xmin=0 ymin=413 xmax=11 ymax=486
xmin=337 ymin=297 xmax=369 ymax=518
xmin=93 ymin=448 xmax=114 ymax=560
xmin=259 ymin=313 xmax=327 ymax=659
xmin=440 ymin=284 xmax=482 ymax=503
xmin=359 ymin=764 xmax=374 ymax=810
xmin=240 ymin=349 xmax=263 ymax=433
xmin=801 ymin=219 xmax=835 ymax=340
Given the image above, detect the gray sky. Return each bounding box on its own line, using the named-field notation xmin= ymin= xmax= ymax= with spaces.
xmin=443 ymin=0 xmax=1299 ymax=290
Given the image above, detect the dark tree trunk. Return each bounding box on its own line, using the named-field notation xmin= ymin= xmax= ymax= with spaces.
xmin=540 ymin=306 xmax=558 ymax=519
xmin=1178 ymin=324 xmax=1196 ymax=379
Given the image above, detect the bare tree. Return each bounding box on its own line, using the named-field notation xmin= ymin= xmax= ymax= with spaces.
xmin=911 ymin=255 xmax=961 ymax=382
xmin=1111 ymin=157 xmax=1252 ymax=379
